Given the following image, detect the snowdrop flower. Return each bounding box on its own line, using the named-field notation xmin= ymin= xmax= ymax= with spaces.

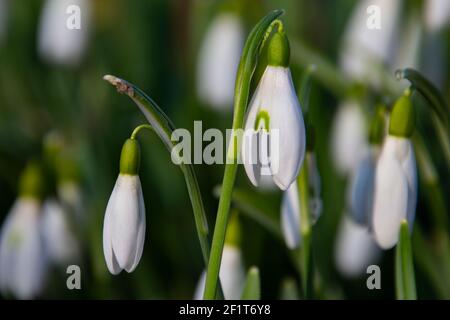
xmin=103 ymin=138 xmax=146 ymax=274
xmin=372 ymin=92 xmax=417 ymax=249
xmin=0 ymin=163 xmax=48 ymax=299
xmin=197 ymin=13 xmax=244 ymax=110
xmin=242 ymin=26 xmax=306 ymax=190
xmin=41 ymin=199 xmax=79 ymax=265
xmin=425 ymin=0 xmax=450 ymax=32
xmin=281 ymin=152 xmax=322 ymax=249
xmin=339 ymin=0 xmax=401 ymax=86
xmin=194 ymin=214 xmax=245 ymax=300
xmin=331 ymin=101 xmax=368 ymax=175
xmin=335 ymin=215 xmax=381 ymax=278
xmin=37 ymin=0 xmax=90 ymax=66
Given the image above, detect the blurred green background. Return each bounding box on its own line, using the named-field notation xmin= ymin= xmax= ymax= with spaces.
xmin=0 ymin=0 xmax=449 ymax=299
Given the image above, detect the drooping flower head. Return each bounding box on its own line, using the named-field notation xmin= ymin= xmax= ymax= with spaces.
xmin=372 ymin=91 xmax=417 ymax=249
xmin=103 ymin=138 xmax=146 ymax=274
xmin=0 ymin=162 xmax=48 ymax=299
xmin=242 ymin=23 xmax=306 ymax=190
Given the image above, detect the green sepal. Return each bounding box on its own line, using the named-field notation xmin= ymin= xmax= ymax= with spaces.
xmin=267 ymin=29 xmax=290 ymax=67
xmin=389 ymin=92 xmax=415 ymax=138
xmin=119 ymin=138 xmax=141 ymax=175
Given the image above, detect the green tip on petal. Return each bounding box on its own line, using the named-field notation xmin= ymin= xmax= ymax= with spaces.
xmin=267 ymin=27 xmax=290 ymax=67
xmin=120 ymin=138 xmax=141 ymax=175
xmin=389 ymin=91 xmax=415 ymax=138
xmin=241 ymin=266 xmax=261 ymax=300
xmin=19 ymin=161 xmax=45 ymax=200
xmin=225 ymin=211 xmax=241 ymax=247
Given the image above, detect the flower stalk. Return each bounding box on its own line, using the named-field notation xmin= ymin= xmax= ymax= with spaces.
xmin=203 ymin=10 xmax=284 ymax=300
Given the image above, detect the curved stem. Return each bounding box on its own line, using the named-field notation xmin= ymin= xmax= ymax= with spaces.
xmin=103 ymin=75 xmax=212 ymax=273
xmin=203 ymin=10 xmax=284 ymax=300
xmin=131 ymin=124 xmax=153 ymax=140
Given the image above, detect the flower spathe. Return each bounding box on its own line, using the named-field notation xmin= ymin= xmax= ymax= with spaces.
xmin=0 ymin=198 xmax=48 ymax=299
xmin=372 ymin=135 xmax=417 ymax=249
xmin=103 ymin=174 xmax=146 ymax=274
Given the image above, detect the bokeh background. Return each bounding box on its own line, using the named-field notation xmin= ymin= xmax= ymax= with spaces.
xmin=0 ymin=0 xmax=449 ymax=299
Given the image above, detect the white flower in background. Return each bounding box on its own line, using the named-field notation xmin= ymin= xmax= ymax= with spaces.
xmin=424 ymin=0 xmax=450 ymax=32
xmin=103 ymin=139 xmax=146 ymax=274
xmin=37 ymin=0 xmax=91 ymax=66
xmin=242 ymin=30 xmax=306 ymax=190
xmin=335 ymin=215 xmax=381 ymax=278
xmin=281 ymin=153 xmax=322 ymax=249
xmin=372 ymin=94 xmax=417 ymax=249
xmin=348 ymin=147 xmax=378 ymax=225
xmin=197 ymin=14 xmax=244 ymax=110
xmin=331 ymin=101 xmax=367 ymax=175
xmin=339 ymin=0 xmax=402 ymax=86
xmin=194 ymin=245 xmax=245 ymax=300
xmin=41 ymin=199 xmax=79 ymax=265
xmin=0 ymin=198 xmax=48 ymax=299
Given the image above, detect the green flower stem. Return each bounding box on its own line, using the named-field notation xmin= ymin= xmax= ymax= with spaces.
xmin=103 ymin=75 xmax=212 ymax=275
xmin=130 ymin=124 xmax=153 ymax=140
xmin=203 ymin=10 xmax=284 ymax=300
xmin=297 ymin=164 xmax=313 ymax=298
xmin=395 ymin=220 xmax=417 ymax=300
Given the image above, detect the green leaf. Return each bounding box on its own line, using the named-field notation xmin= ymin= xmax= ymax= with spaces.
xmin=241 ymin=266 xmax=261 ymax=300
xmin=395 ymin=220 xmax=417 ymax=300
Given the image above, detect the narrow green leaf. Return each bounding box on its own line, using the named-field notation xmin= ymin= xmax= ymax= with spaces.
xmin=395 ymin=220 xmax=417 ymax=300
xmin=241 ymin=266 xmax=261 ymax=300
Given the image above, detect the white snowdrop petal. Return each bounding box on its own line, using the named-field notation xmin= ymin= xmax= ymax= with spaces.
xmin=197 ymin=14 xmax=243 ymax=109
xmin=425 ymin=0 xmax=450 ymax=32
xmin=193 ymin=271 xmax=207 ymax=300
xmin=220 ymin=245 xmax=245 ymax=300
xmin=335 ymin=215 xmax=381 ymax=277
xmin=268 ymin=68 xmax=305 ymax=190
xmin=281 ymin=183 xmax=301 ymax=249
xmin=37 ymin=0 xmax=90 ymax=66
xmin=349 ymin=151 xmax=376 ymax=225
xmin=331 ymin=102 xmax=367 ymax=174
xmin=126 ymin=184 xmax=146 ymax=273
xmin=372 ymin=138 xmax=409 ymax=249
xmin=103 ymin=181 xmax=122 ymax=275
xmin=111 ymin=175 xmax=143 ymax=271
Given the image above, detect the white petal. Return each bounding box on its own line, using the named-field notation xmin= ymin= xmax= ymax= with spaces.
xmin=193 ymin=271 xmax=206 ymax=300
xmin=400 ymin=141 xmax=417 ymax=229
xmin=125 ymin=183 xmax=146 ymax=273
xmin=425 ymin=0 xmax=450 ymax=32
xmin=41 ymin=199 xmax=79 ymax=265
xmin=331 ymin=101 xmax=367 ymax=175
xmin=372 ymin=137 xmax=409 ymax=249
xmin=103 ymin=179 xmax=122 ymax=275
xmin=37 ymin=0 xmax=90 ymax=66
xmin=348 ymin=150 xmax=376 ymax=225
xmin=335 ymin=215 xmax=381 ymax=278
xmin=220 ymin=245 xmax=245 ymax=300
xmin=110 ymin=175 xmax=145 ymax=272
xmin=266 ymin=67 xmax=305 ymax=190
xmin=281 ymin=183 xmax=301 ymax=249
xmin=197 ymin=14 xmax=243 ymax=109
